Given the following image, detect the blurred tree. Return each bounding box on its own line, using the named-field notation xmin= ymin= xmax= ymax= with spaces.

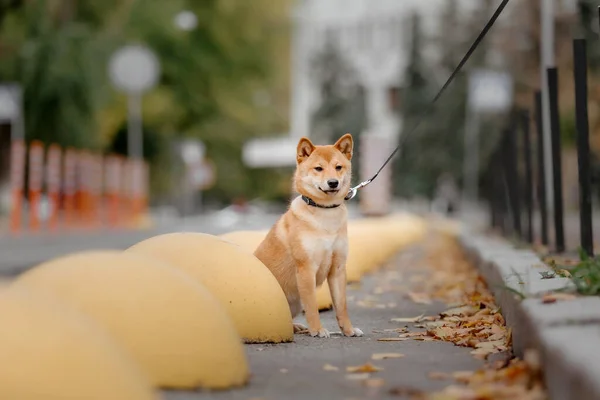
xmin=577 ymin=0 xmax=600 ymax=70
xmin=0 ymin=0 xmax=293 ymax=204
xmin=393 ymin=1 xmax=494 ymax=199
xmin=393 ymin=11 xmax=437 ymax=197
xmin=309 ymin=37 xmax=367 ymax=177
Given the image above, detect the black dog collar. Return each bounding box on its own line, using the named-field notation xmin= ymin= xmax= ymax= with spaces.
xmin=301 ymin=195 xmax=341 ymax=209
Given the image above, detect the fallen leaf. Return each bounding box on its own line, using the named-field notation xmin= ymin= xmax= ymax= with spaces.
xmin=452 ymin=371 xmax=474 ymax=383
xmin=541 ymin=292 xmax=577 ymax=304
xmin=388 ymin=386 xmax=425 ymax=397
xmin=470 ymin=347 xmax=494 ymax=359
xmin=428 ymin=372 xmax=450 ymax=380
xmin=399 ymin=332 xmax=429 ymax=338
xmin=379 ymin=327 xmax=409 ymax=333
xmin=377 ymin=337 xmax=409 ymax=342
xmin=390 ymin=314 xmax=424 ymax=323
xmin=441 ymin=305 xmax=476 ymax=317
xmin=346 ymin=363 xmax=383 ymax=373
xmin=557 ymin=269 xmax=572 ymax=277
xmin=413 ymin=336 xmax=436 ymax=341
xmin=430 ymin=357 xmax=547 ymax=399
xmin=362 ymin=378 xmax=385 ymax=388
xmin=323 ymin=363 xmax=339 ymax=371
xmin=371 ymin=353 xmax=405 ymax=360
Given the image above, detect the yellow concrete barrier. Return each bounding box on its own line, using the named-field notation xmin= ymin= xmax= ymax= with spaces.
xmin=219 ymin=230 xmax=267 ymax=253
xmin=126 ymin=232 xmax=294 ymax=343
xmin=346 ymin=214 xmax=427 ymax=279
xmin=316 ymin=284 xmax=333 ymax=310
xmin=216 ymin=214 xmax=426 ymax=304
xmin=220 ymin=230 xmax=334 ymax=312
xmin=11 ymin=251 xmax=248 ymax=390
xmin=0 ymin=285 xmax=158 ymax=400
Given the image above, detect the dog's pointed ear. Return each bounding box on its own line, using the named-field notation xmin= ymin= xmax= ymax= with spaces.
xmin=334 ymin=133 xmax=353 ymax=160
xmin=297 ymin=137 xmax=315 ymax=164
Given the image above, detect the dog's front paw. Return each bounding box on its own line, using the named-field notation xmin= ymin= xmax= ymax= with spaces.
xmin=310 ymin=327 xmax=330 ymax=338
xmin=343 ymin=327 xmax=364 ymax=337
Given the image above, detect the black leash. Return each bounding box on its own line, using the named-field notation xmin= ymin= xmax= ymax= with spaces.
xmin=345 ymin=0 xmax=510 ymax=201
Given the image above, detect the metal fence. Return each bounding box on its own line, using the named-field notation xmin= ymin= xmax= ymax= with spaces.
xmin=484 ymin=37 xmax=594 ymax=257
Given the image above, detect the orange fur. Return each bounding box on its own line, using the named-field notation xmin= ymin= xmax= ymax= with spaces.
xmin=254 ymin=134 xmax=363 ymax=338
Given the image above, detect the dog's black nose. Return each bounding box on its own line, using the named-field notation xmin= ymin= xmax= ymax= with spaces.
xmin=327 ymin=179 xmax=339 ymax=189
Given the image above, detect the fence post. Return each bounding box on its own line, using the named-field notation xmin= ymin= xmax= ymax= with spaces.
xmin=502 ymin=121 xmax=522 ymax=237
xmin=488 ymin=149 xmax=501 ymax=229
xmin=547 ymin=67 xmax=565 ymax=252
xmin=534 ymin=91 xmax=549 ymax=245
xmin=495 ymin=142 xmax=510 ymax=234
xmin=573 ymin=38 xmax=594 ymax=257
xmin=521 ymin=110 xmax=534 ymax=243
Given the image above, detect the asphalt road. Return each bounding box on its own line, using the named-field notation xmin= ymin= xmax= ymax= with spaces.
xmin=0 ymin=211 xmax=280 ymax=275
xmin=164 ymin=243 xmax=486 ymax=400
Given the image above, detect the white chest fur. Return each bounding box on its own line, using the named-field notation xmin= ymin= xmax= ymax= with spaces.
xmin=291 ymin=197 xmax=348 ymax=284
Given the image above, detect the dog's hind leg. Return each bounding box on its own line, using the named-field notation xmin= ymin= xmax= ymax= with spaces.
xmin=289 ymin=298 xmax=308 ymax=333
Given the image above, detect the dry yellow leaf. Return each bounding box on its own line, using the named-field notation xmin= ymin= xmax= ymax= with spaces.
xmin=346 ymin=363 xmax=383 ymax=373
xmin=452 ymin=371 xmax=474 ymax=383
xmin=371 ymin=353 xmax=405 ymax=360
xmin=557 ymin=269 xmax=572 ymax=277
xmin=441 ymin=305 xmax=476 ymax=317
xmin=428 ymin=371 xmax=450 ymax=380
xmin=345 ymin=373 xmax=370 ymax=381
xmin=362 ymin=378 xmax=385 ymax=388
xmin=322 ymin=363 xmax=339 ymax=371
xmin=390 ymin=314 xmax=424 ymax=323
xmin=541 ymin=292 xmax=577 ymax=304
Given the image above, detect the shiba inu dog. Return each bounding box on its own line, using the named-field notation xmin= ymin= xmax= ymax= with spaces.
xmin=254 ymin=134 xmax=363 ymax=338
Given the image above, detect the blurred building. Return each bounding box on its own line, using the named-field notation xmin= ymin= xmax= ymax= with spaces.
xmin=290 ymin=0 xmax=486 ymax=143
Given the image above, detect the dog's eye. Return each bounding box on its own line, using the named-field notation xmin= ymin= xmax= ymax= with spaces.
xmin=335 ymin=166 xmax=342 ymax=171
xmin=315 ymin=166 xmax=323 ymax=172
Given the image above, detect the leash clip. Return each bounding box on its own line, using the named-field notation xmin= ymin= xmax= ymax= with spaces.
xmin=344 ymin=179 xmax=372 ymax=201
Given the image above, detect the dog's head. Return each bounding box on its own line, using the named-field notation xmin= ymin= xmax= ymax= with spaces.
xmin=293 ymin=133 xmax=353 ymax=204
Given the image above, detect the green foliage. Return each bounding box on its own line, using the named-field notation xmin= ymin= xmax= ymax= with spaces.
xmin=393 ymin=1 xmax=494 ymax=199
xmin=393 ymin=9 xmax=467 ymax=198
xmin=569 ymin=248 xmax=600 ymax=296
xmin=0 ymin=0 xmax=291 ymax=203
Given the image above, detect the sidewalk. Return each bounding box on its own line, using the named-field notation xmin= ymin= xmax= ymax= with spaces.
xmin=164 ymin=238 xmax=490 ymax=400
xmin=459 ymin=221 xmax=600 ymax=400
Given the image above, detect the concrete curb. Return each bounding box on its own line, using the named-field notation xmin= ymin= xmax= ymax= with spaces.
xmin=458 ymin=229 xmax=600 ymax=400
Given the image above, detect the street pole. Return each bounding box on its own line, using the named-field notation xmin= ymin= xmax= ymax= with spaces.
xmin=463 ymin=105 xmax=480 ymax=204
xmin=127 ymin=93 xmax=143 ymax=160
xmin=540 ymin=0 xmax=555 ymax=212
